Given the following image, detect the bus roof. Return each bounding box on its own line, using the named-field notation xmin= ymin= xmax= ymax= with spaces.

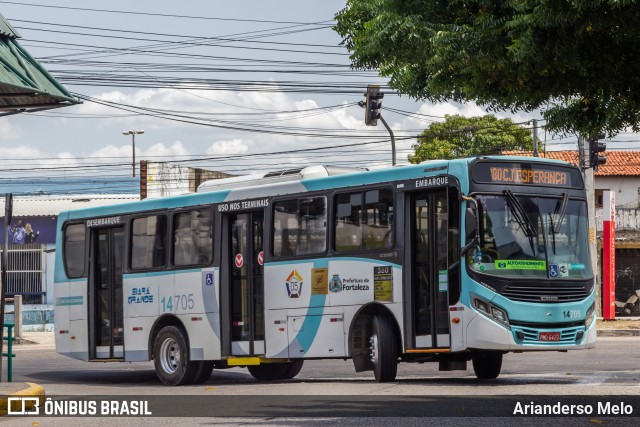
xmin=59 ymin=156 xmax=575 ymax=221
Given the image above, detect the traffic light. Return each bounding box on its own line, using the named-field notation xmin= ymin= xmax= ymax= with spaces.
xmin=365 ymin=85 xmax=384 ymax=126
xmin=589 ymin=133 xmax=607 ymax=171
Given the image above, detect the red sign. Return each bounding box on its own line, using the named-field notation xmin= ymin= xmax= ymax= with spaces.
xmin=539 ymin=332 xmax=560 ymax=342
xmin=257 ymin=251 xmax=264 ymax=266
xmin=234 ymin=253 xmax=244 ymax=268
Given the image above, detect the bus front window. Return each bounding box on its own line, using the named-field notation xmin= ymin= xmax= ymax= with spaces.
xmin=468 ymin=194 xmax=592 ymax=279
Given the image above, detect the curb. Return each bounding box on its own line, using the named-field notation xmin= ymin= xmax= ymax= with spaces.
xmin=597 ymin=329 xmax=640 ymax=337
xmin=0 ymin=382 xmax=46 ymax=415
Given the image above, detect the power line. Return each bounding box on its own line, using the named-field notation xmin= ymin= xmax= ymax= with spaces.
xmin=0 ymin=1 xmax=335 ymax=25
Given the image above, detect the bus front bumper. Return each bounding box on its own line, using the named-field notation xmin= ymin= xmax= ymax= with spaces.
xmin=466 ymin=313 xmax=597 ymax=351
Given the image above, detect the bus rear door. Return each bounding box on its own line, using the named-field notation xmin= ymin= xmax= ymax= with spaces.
xmin=222 ymin=211 xmax=265 ymax=356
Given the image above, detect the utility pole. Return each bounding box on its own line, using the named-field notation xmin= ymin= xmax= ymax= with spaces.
xmin=122 ymin=130 xmax=144 ymax=177
xmin=1 ymin=193 xmax=13 ymax=382
xmin=378 ymin=115 xmax=396 ymax=167
xmin=580 ymin=136 xmax=599 ymax=316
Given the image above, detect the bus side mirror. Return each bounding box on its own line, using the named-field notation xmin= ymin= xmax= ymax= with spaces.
xmin=465 ymin=207 xmax=478 ymax=241
xmin=461 ymin=207 xmax=479 ymax=256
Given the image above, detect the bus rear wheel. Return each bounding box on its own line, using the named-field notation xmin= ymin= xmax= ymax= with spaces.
xmin=369 ymin=315 xmax=397 ymax=382
xmin=248 ymin=360 xmax=304 ymax=381
xmin=472 ymin=351 xmax=503 ymax=380
xmin=153 ymin=326 xmax=198 ymax=386
xmin=192 ymin=361 xmax=215 ymax=384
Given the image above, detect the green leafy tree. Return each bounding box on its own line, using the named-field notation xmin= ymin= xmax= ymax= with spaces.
xmin=335 ymin=1 xmax=640 ymax=137
xmin=409 ymin=114 xmax=533 ymax=163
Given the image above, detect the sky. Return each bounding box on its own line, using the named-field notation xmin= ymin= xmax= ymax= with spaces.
xmin=0 ymin=0 xmax=637 ymax=193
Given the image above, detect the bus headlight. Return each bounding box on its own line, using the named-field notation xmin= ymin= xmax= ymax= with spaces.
xmin=473 ymin=296 xmax=510 ymax=329
xmin=585 ymin=303 xmax=595 ymax=328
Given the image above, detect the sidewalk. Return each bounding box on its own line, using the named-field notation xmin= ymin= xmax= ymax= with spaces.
xmin=0 ymin=331 xmax=52 ymax=414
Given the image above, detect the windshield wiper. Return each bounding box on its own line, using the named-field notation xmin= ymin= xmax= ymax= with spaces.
xmin=549 ymin=213 xmax=557 ymax=254
xmin=551 ymin=192 xmax=569 ymax=234
xmin=503 ymin=190 xmax=537 ymax=238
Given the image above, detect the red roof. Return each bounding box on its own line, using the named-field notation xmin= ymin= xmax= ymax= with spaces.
xmin=503 ymin=150 xmax=640 ymax=176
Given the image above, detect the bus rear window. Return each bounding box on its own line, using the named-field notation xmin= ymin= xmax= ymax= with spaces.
xmin=63 ymin=223 xmax=86 ymax=278
xmin=273 ymin=196 xmax=327 ymax=257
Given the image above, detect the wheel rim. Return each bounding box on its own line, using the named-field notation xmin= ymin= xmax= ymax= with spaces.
xmin=369 ymin=333 xmax=379 ymax=365
xmin=159 ymin=337 xmax=181 ymax=374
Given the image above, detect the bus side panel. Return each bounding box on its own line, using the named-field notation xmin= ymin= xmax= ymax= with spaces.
xmin=54 ymin=280 xmax=71 ymax=356
xmin=286 ymin=308 xmax=346 ymax=358
xmin=448 ymin=302 xmax=466 ymax=352
xmin=62 ymin=279 xmax=89 ymax=360
xmin=69 ymin=319 xmax=90 ymax=361
xmin=264 ymin=262 xmax=315 ymax=310
xmin=264 ymin=308 xmax=289 ymax=358
xmin=263 ymin=260 xmax=403 ymax=358
xmin=123 ymin=269 xmax=221 ymax=361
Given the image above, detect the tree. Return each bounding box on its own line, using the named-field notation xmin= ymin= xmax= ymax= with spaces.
xmin=409 ymin=114 xmax=533 ymax=163
xmin=334 ymin=1 xmax=640 ymax=138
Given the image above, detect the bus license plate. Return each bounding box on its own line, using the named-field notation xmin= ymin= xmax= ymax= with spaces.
xmin=539 ymin=332 xmax=560 ymax=341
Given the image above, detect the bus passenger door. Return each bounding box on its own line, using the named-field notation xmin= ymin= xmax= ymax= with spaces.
xmin=406 ymin=189 xmax=450 ymax=350
xmin=90 ymin=227 xmax=124 ymax=360
xmin=226 ymin=211 xmax=265 ymax=356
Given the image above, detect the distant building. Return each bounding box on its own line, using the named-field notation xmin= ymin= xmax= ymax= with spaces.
xmin=140 ymin=161 xmax=235 ymax=198
xmin=1 ymin=194 xmax=139 ymax=305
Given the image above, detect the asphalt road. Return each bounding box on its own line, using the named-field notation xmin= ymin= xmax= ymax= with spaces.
xmin=2 ymin=337 xmax=639 ymax=426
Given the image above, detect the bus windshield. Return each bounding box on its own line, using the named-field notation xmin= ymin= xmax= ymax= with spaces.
xmin=469 ymin=193 xmax=592 ymax=279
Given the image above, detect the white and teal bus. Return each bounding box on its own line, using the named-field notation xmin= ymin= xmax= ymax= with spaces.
xmin=54 ymin=157 xmax=595 ymax=385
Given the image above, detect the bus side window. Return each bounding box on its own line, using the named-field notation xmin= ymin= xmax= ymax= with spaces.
xmin=131 ymin=215 xmax=167 ymax=270
xmin=273 ymin=196 xmax=326 ymax=257
xmin=173 ymin=208 xmax=213 ymax=267
xmin=63 ymin=223 xmax=86 ymax=278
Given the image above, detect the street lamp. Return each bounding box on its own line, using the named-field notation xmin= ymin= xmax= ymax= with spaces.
xmin=122 ymin=130 xmax=144 ymax=177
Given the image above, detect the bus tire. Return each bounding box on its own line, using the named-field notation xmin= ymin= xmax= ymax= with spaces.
xmin=472 ymin=351 xmax=503 ymax=380
xmin=248 ymin=361 xmax=300 ymax=381
xmin=282 ymin=359 xmax=304 ymax=379
xmin=191 ymin=361 xmax=215 ymax=384
xmin=370 ymin=315 xmax=397 ymax=382
xmin=153 ymin=326 xmax=198 ymax=386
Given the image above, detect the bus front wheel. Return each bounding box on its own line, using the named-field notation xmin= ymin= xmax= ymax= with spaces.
xmin=369 ymin=315 xmax=397 ymax=382
xmin=153 ymin=326 xmax=198 ymax=386
xmin=472 ymin=351 xmax=503 ymax=380
xmin=248 ymin=360 xmax=304 ymax=381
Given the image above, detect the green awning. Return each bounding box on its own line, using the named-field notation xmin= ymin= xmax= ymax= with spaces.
xmin=0 ymin=12 xmax=79 ymax=116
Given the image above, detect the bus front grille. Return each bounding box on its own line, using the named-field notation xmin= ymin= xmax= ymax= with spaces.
xmin=502 ymin=285 xmax=590 ymax=303
xmin=512 ymin=326 xmax=584 ymax=344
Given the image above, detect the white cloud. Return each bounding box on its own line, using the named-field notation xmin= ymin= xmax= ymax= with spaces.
xmin=206 ymin=139 xmax=250 ymax=155
xmin=0 ymin=118 xmax=21 ymax=140
xmin=140 ymin=141 xmax=190 ymax=158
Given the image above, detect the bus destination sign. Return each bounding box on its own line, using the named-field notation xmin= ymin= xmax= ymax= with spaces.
xmin=473 ymin=162 xmax=582 ymax=189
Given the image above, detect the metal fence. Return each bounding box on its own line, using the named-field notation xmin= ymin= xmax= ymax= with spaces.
xmin=0 ymin=244 xmax=45 ymax=304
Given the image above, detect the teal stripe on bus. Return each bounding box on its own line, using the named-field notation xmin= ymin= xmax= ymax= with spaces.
xmin=266 ymin=257 xmax=400 ymax=269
